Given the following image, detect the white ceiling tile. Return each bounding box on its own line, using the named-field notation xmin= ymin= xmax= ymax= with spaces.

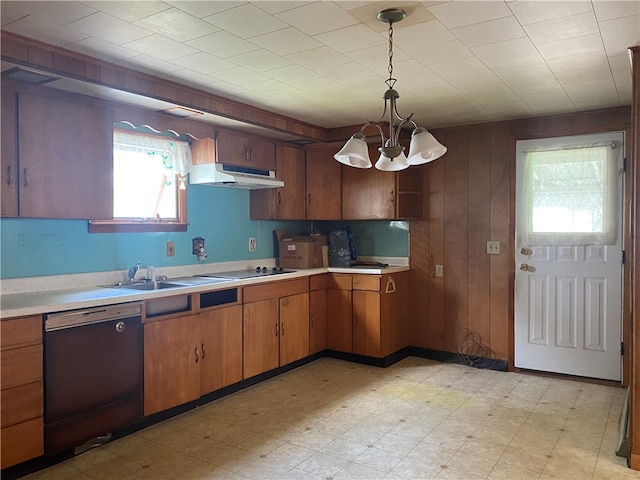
xmin=250 ymin=28 xmax=323 ymax=56
xmin=275 ymin=2 xmax=358 ymax=36
xmin=394 ymin=20 xmax=456 ymax=50
xmin=599 ymin=15 xmax=640 ymax=42
xmin=123 ymin=34 xmax=199 ymax=61
xmin=253 ymin=1 xmax=315 ymax=15
xmin=134 ymin=8 xmax=220 ymax=42
xmin=2 ymin=1 xmax=97 ymax=25
xmin=608 ymin=54 xmax=632 ymax=71
xmin=406 ymin=40 xmax=473 ymax=66
xmin=119 ymin=54 xmax=184 ymax=76
xmin=67 ymin=12 xmax=153 ymax=44
xmin=604 ymin=35 xmax=640 ymax=58
xmin=536 ymin=33 xmax=605 ymax=60
xmin=186 ymin=31 xmax=260 ymax=58
xmin=428 ymin=57 xmax=500 ymax=86
xmin=428 ymin=1 xmax=512 ymax=29
xmin=564 ymin=78 xmax=619 ymax=109
xmin=472 ymin=37 xmax=537 ymax=63
xmin=545 ymin=52 xmax=609 ymax=72
xmin=243 ymin=79 xmax=297 ymax=96
xmin=263 ymin=65 xmax=321 ymax=84
xmin=485 ymin=53 xmax=549 ymax=76
xmin=508 ymin=1 xmax=593 ymax=25
xmin=1 ymin=3 xmax=31 ymax=26
xmin=88 ymin=1 xmax=172 ymax=23
xmin=316 ymin=61 xmax=377 ymax=85
xmin=593 ymin=0 xmax=640 ymax=21
xmin=163 ymin=69 xmax=219 ymax=88
xmin=204 ymin=4 xmax=288 ymax=39
xmin=228 ymin=49 xmax=293 ymax=72
xmin=286 ymin=46 xmax=352 ymax=70
xmin=314 ymin=24 xmax=385 ymax=53
xmin=69 ymin=37 xmax=140 ymax=63
xmin=3 ymin=16 xmax=89 ymax=46
xmin=452 ymin=16 xmax=526 ymax=48
xmin=346 ymin=44 xmax=412 ymax=72
xmin=210 ymin=66 xmax=269 ymax=85
xmin=165 ymin=1 xmax=246 ymax=18
xmin=524 ymin=12 xmax=598 ymax=45
xmin=555 ymin=64 xmax=614 ymax=85
xmin=293 ymin=77 xmax=350 ymax=95
xmin=170 ymin=52 xmax=235 ymax=74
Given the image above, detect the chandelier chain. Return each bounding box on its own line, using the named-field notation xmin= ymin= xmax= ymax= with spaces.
xmin=386 ymin=22 xmax=396 ymax=89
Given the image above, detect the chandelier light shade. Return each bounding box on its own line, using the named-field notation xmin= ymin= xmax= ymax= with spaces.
xmin=334 ymin=8 xmax=446 ymax=171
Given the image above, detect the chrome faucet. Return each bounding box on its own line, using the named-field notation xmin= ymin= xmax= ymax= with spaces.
xmin=127 ymin=262 xmax=141 ymax=282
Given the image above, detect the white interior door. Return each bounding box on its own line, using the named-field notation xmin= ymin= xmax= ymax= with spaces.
xmin=515 ymin=132 xmax=624 ymax=381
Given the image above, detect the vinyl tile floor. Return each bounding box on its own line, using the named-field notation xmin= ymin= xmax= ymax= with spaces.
xmin=23 ymin=357 xmax=640 ymax=480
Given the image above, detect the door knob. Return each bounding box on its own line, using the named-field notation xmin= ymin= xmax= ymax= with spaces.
xmin=520 ymin=247 xmax=531 ymax=255
xmin=519 ymin=263 xmax=530 ymax=271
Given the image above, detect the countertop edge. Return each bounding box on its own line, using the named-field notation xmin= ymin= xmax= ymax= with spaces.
xmin=1 ymin=266 xmax=409 ymax=318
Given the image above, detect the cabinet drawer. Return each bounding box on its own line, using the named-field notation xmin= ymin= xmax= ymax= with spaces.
xmin=353 ymin=275 xmax=381 ymax=292
xmin=0 ymin=417 xmax=44 ymax=468
xmin=1 ymin=315 xmax=42 ymax=350
xmin=1 ymin=345 xmax=43 ymax=390
xmin=326 ymin=274 xmax=352 ymax=290
xmin=243 ymin=278 xmax=308 ymax=303
xmin=1 ymin=382 xmax=43 ymax=428
xmin=310 ymin=274 xmax=329 ymax=290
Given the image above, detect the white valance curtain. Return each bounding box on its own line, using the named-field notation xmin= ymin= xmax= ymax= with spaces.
xmin=113 ymin=130 xmax=192 ymax=189
xmin=519 ymin=138 xmax=621 ymax=246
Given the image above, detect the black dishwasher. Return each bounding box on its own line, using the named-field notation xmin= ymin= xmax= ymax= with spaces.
xmin=44 ymin=302 xmax=143 ymax=455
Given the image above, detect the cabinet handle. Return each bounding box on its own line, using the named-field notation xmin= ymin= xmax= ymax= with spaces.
xmin=389 ymin=190 xmax=394 ymax=203
xmin=23 ymin=168 xmax=28 ymax=187
xmin=195 ymin=346 xmax=199 ymax=363
xmin=201 ymin=343 xmax=206 ymax=359
xmin=275 ymin=323 xmax=279 ymax=336
xmin=281 ymin=322 xmax=285 ymax=336
xmin=385 ymin=276 xmax=396 ymax=294
xmin=244 ymin=148 xmax=250 ymax=163
xmin=308 ymin=193 xmax=311 ymax=206
xmin=277 ymin=191 xmax=281 ymax=204
xmin=310 ymin=315 xmax=314 ymax=327
xmin=6 ymin=166 xmax=12 ymax=186
xmin=249 ymin=149 xmax=254 ymax=163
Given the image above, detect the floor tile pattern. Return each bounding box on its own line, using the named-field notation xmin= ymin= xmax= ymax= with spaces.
xmin=22 ymin=358 xmax=640 ymax=480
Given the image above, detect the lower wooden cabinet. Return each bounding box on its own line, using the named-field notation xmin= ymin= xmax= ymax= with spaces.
xmin=0 ymin=315 xmax=44 ymax=468
xmin=144 ymin=305 xmax=243 ymax=416
xmin=325 ymin=272 xmax=409 ymax=358
xmin=309 ymin=288 xmax=327 ymax=354
xmin=243 ymin=278 xmax=310 ymax=379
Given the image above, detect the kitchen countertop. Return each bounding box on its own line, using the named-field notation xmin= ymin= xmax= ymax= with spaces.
xmin=1 ymin=265 xmax=409 ymax=318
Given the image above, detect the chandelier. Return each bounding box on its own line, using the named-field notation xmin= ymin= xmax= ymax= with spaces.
xmin=334 ymin=9 xmax=447 ymax=171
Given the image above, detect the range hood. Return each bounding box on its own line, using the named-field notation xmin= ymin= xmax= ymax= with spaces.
xmin=189 ymin=163 xmax=284 ymax=189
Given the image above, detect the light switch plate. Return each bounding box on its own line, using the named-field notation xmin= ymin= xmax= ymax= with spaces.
xmin=166 ymin=241 xmax=175 ymax=257
xmin=487 ymin=241 xmax=501 ymax=254
xmin=249 ymin=237 xmax=256 ymax=252
xmin=435 ymin=265 xmax=444 ymax=277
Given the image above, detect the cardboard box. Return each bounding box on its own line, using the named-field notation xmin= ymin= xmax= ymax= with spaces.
xmin=277 ymin=231 xmax=327 ymax=269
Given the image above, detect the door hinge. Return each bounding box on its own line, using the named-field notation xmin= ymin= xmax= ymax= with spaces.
xmin=622 ymin=157 xmax=627 ymax=172
xmin=622 ymin=250 xmax=626 ymax=264
xmin=621 ymin=342 xmax=625 ymax=356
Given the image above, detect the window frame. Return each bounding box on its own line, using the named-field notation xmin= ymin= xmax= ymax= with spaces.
xmin=89 ymin=128 xmax=189 ymax=233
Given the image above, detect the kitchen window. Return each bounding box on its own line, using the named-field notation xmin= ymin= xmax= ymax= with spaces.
xmin=89 ymin=128 xmax=191 ymax=233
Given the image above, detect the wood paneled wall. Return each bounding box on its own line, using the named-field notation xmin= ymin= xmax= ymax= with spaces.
xmin=410 ymin=106 xmax=632 ymax=367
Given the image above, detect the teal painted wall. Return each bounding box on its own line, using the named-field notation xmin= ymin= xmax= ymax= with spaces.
xmin=0 ymin=186 xmax=409 ymax=279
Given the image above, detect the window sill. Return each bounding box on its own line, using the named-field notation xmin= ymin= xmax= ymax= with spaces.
xmin=88 ymin=221 xmax=188 ymax=233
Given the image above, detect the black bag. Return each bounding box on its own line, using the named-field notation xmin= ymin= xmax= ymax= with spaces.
xmin=328 ymin=227 xmax=356 ymax=267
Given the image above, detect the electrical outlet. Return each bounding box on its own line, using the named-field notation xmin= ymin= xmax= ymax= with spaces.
xmin=487 ymin=241 xmax=501 ymax=255
xmin=435 ymin=265 xmax=444 ymax=277
xmin=249 ymin=237 xmax=256 ymax=252
xmin=166 ymin=241 xmax=175 ymax=257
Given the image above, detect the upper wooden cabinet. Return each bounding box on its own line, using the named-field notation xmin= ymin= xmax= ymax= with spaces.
xmin=1 ymin=81 xmax=114 ymax=219
xmin=215 ymin=130 xmax=276 ymax=171
xmin=250 ymin=144 xmax=306 ymax=220
xmin=305 ymin=145 xmax=342 ymax=220
xmin=342 ymin=144 xmax=425 ymax=220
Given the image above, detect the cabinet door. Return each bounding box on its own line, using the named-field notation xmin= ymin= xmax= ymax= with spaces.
xmin=1 ymin=86 xmax=17 ymax=217
xmin=144 ymin=315 xmax=200 ymax=416
xmin=309 ymin=289 xmax=327 ymax=354
xmin=18 ymin=88 xmax=113 ymax=219
xmin=249 ymin=136 xmax=276 ymax=171
xmin=243 ymin=299 xmax=279 ymax=379
xmin=305 ymin=147 xmax=341 ymax=219
xmin=1 ymin=418 xmax=43 ymax=469
xmin=200 ymin=306 xmax=243 ymax=395
xmin=342 ymin=165 xmax=396 ymax=219
xmin=216 ymin=130 xmax=250 ymax=167
xmin=380 ymin=272 xmax=410 ymax=356
xmin=352 ymin=290 xmax=381 ymax=357
xmin=326 ymin=288 xmax=352 ymax=352
xmin=279 ymin=292 xmax=309 ymax=366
